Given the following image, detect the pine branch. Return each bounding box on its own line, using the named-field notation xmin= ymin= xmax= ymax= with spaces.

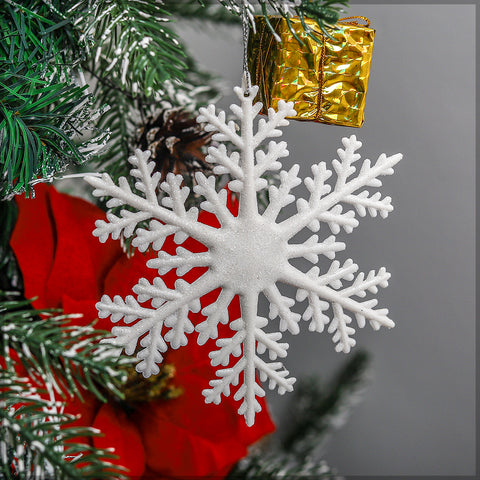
xmin=230 ymin=453 xmax=342 ymax=479
xmin=230 ymin=352 xmax=369 ymax=479
xmin=0 ymin=3 xmax=108 ymax=199
xmin=0 ymin=1 xmax=78 ymax=75
xmin=214 ymin=0 xmax=349 ymax=42
xmin=282 ymin=350 xmax=370 ymax=457
xmin=164 ymin=0 xmax=242 ymax=24
xmin=0 ymin=292 xmax=130 ymax=402
xmin=0 ymin=63 xmax=104 ymax=198
xmin=0 ymin=291 xmax=131 ymax=477
xmin=0 ymin=370 xmax=127 ymax=480
xmin=0 ymin=201 xmax=22 ymax=291
xmin=80 ymin=0 xmax=187 ymax=97
xmin=90 ymin=79 xmax=134 ymax=180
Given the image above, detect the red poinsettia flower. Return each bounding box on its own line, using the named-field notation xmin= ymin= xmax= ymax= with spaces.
xmin=10 ymin=184 xmax=275 ymax=479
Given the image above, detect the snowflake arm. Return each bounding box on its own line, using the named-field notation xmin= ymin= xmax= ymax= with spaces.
xmin=280 ymin=136 xmax=402 ymax=238
xmin=97 ymin=272 xmax=218 ymax=377
xmin=286 ymin=234 xmax=346 ymax=263
xmin=253 ymin=100 xmax=296 ymax=148
xmin=148 ymin=248 xmax=212 ymax=276
xmin=196 ymin=288 xmax=235 ymax=345
xmin=254 ymin=140 xmax=289 ymax=178
xmin=345 ymin=190 xmax=393 ymax=218
xmin=197 ymin=104 xmax=243 ymax=148
xmin=204 ymin=295 xmax=296 ymax=426
xmin=193 ymin=173 xmax=235 ymax=227
xmin=285 ymin=264 xmax=393 ymax=353
xmin=136 ymin=322 xmax=166 ymax=377
xmin=204 ymin=143 xmax=244 ymax=180
xmin=263 ymin=285 xmax=301 ymax=334
xmin=263 ymin=165 xmax=302 ymax=222
xmin=198 ymin=86 xmax=295 ymax=202
xmin=85 ymin=150 xmax=215 ymax=248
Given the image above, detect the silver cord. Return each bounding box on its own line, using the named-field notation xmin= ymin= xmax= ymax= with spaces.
xmin=242 ymin=2 xmax=252 ymax=95
xmin=28 ymin=172 xmax=102 ymax=186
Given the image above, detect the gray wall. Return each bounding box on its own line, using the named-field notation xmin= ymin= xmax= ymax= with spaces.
xmin=179 ymin=4 xmax=475 ymax=476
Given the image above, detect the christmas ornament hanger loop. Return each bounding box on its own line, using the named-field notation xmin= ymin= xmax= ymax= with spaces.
xmin=241 ymin=1 xmax=252 ymax=96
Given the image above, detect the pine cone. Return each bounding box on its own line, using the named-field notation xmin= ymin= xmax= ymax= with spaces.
xmin=135 ymin=108 xmax=212 ymax=183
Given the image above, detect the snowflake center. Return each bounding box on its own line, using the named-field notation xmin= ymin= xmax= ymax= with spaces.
xmin=212 ymin=215 xmax=286 ymax=293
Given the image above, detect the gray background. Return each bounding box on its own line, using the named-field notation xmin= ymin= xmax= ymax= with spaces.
xmin=178 ymin=4 xmax=476 ymax=476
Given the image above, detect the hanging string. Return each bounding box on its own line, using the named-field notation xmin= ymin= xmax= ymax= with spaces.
xmin=28 ymin=172 xmax=102 ymax=187
xmin=241 ymin=1 xmax=252 ymax=95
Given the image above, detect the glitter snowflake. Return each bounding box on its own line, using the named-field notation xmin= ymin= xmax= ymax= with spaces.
xmin=86 ymin=84 xmax=402 ymax=426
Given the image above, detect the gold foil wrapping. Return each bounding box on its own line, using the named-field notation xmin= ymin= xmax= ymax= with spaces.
xmin=248 ymin=16 xmax=375 ymax=127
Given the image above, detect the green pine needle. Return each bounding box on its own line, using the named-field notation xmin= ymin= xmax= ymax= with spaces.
xmin=165 ymin=0 xmax=242 ymax=24
xmin=0 ymin=64 xmax=104 ymax=198
xmin=90 ymin=81 xmax=133 ymax=181
xmin=1 ymin=370 xmax=127 ymax=480
xmin=0 ymin=292 xmax=130 ymax=402
xmin=0 ymin=291 xmax=134 ymax=478
xmin=80 ymin=0 xmax=187 ymax=97
xmin=230 ymin=352 xmax=370 ymax=479
xmin=0 ymin=200 xmax=22 ymax=290
xmin=0 ymin=2 xmax=108 ymax=199
xmin=283 ymin=351 xmax=371 ymax=457
xmin=0 ymin=2 xmax=72 ymax=75
xmin=215 ymin=0 xmax=349 ymax=43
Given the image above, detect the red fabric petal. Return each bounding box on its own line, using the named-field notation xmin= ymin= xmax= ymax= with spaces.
xmin=136 ymin=392 xmax=243 ymax=477
xmin=104 ymin=249 xmax=157 ymax=299
xmin=10 ymin=185 xmax=56 ymax=310
xmin=63 ymin=391 xmax=101 ymax=447
xmin=93 ymin=403 xmax=146 ymax=479
xmin=11 ymin=185 xmax=122 ymax=312
xmin=62 ymin=295 xmax=109 ymax=331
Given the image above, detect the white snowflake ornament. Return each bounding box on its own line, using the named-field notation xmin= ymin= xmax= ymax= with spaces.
xmin=85 ymin=84 xmax=402 ymax=426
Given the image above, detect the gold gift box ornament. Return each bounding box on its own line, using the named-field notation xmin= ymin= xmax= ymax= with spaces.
xmin=248 ymin=16 xmax=375 ymax=128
